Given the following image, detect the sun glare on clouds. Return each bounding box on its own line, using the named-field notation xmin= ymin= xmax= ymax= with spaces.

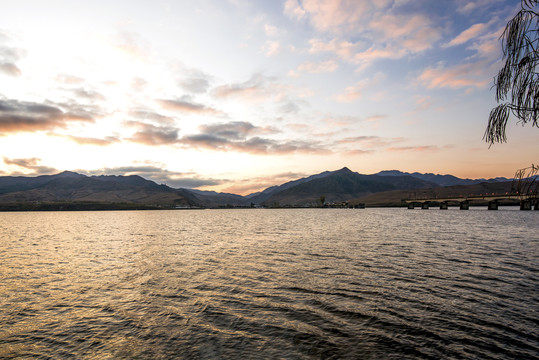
xmin=0 ymin=0 xmax=535 ymax=192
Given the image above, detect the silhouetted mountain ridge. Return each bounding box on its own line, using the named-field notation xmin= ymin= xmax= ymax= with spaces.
xmin=375 ymin=170 xmax=510 ymax=187
xmin=0 ymin=168 xmax=512 ymax=208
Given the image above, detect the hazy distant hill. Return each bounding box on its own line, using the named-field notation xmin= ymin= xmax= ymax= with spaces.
xmin=261 ymin=167 xmax=439 ymax=206
xmin=375 ymin=170 xmax=510 ymax=187
xmin=0 ymin=171 xmax=193 ymax=209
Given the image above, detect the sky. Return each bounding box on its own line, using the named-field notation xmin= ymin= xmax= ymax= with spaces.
xmin=0 ymin=0 xmax=537 ymax=195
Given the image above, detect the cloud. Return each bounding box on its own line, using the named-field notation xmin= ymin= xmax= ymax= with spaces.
xmin=129 ymin=109 xmax=176 ymax=125
xmin=157 ymin=98 xmax=223 ymax=116
xmin=309 ymin=38 xmax=359 ymax=62
xmin=335 ymin=72 xmax=385 ymax=103
xmin=126 ymin=121 xmax=180 ymax=145
xmin=183 ymin=135 xmax=326 ymax=155
xmin=180 ymin=78 xmax=211 ymax=93
xmin=456 ymin=0 xmax=505 ymax=15
xmin=291 ymin=1 xmax=443 ymax=69
xmin=3 ymin=157 xmax=58 ymax=175
xmin=180 ymin=120 xmax=325 ymax=154
xmin=55 ymin=74 xmax=85 ymax=85
xmin=365 ymin=115 xmax=386 ymax=123
xmin=338 ymin=135 xmax=406 ymax=148
xmin=264 ymin=24 xmax=283 ymax=37
xmin=0 ymin=43 xmax=25 ymax=77
xmin=297 ymin=59 xmax=338 ymax=74
xmin=82 ymin=165 xmax=223 ymax=189
xmin=72 ymin=88 xmax=106 ymax=101
xmin=115 ymin=31 xmax=152 ymax=62
xmin=0 ymin=98 xmax=94 ymax=133
xmin=445 ymin=22 xmax=490 ymax=47
xmin=345 ymin=149 xmax=375 ymax=156
xmin=386 ymin=145 xmax=439 ymax=152
xmin=66 ymin=135 xmax=120 ymax=146
xmin=0 ymin=62 xmax=21 ymax=76
xmin=219 ymin=171 xmax=306 ymax=195
xmin=417 ymin=61 xmax=490 ymax=90
xmin=174 ymin=63 xmax=214 ymax=94
xmin=284 ymin=0 xmax=374 ymax=33
xmin=284 ymin=0 xmax=306 ymax=20
xmin=199 ymin=121 xmax=257 ymax=140
xmin=335 ymin=80 xmax=368 ymax=103
xmin=263 ymin=40 xmax=281 ymax=56
xmin=212 ymin=74 xmax=277 ymax=102
xmin=405 ymin=96 xmax=434 ymax=116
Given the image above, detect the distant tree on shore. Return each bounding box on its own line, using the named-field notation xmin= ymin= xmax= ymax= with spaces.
xmin=485 ymin=0 xmax=539 ymax=144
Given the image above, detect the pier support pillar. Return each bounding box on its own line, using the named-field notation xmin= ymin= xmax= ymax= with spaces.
xmin=421 ymin=202 xmax=429 ymax=210
xmin=520 ymin=200 xmax=532 ymax=210
xmin=407 ymin=203 xmax=415 ymax=209
xmin=488 ymin=201 xmax=498 ymax=210
xmin=460 ymin=201 xmax=469 ymax=210
xmin=439 ymin=202 xmax=448 ymax=210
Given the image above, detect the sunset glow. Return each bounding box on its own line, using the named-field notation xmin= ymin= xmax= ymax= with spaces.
xmin=1 ymin=0 xmax=536 ymax=194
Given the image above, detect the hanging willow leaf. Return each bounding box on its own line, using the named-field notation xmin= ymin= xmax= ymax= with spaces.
xmin=485 ymin=0 xmax=539 ymax=144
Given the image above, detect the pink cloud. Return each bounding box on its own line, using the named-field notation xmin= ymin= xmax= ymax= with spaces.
xmin=417 ymin=62 xmax=490 ymax=90
xmin=264 ymin=40 xmax=281 ymax=56
xmin=335 ymin=73 xmax=385 ymax=103
xmin=297 ymin=59 xmax=338 ymax=73
xmin=293 ymin=1 xmax=443 ymax=69
xmin=309 ymin=38 xmax=358 ymax=61
xmin=445 ymin=22 xmax=490 ymax=47
xmin=386 ymin=145 xmax=439 ymax=152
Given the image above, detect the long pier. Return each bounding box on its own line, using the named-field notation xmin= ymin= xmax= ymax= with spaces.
xmin=404 ymin=194 xmax=539 ymax=210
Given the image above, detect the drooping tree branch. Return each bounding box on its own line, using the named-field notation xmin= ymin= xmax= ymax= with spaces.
xmin=485 ymin=0 xmax=539 ymax=144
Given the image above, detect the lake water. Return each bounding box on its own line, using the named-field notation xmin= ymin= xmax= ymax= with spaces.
xmin=0 ymin=208 xmax=537 ymax=359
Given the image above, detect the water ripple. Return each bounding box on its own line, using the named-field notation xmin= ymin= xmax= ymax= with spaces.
xmin=0 ymin=209 xmax=537 ymax=359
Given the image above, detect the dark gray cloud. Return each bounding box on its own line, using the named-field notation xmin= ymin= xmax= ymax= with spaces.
xmin=0 ymin=98 xmax=94 ymax=132
xmin=126 ymin=121 xmax=180 ymax=145
xmin=199 ymin=121 xmax=256 ymax=140
xmin=181 ymin=133 xmax=326 ymax=154
xmin=3 ymin=157 xmax=58 ymax=175
xmin=179 ymin=120 xmax=324 ymax=154
xmin=182 ymin=134 xmax=229 ymax=147
xmin=157 ymin=98 xmax=223 ymax=116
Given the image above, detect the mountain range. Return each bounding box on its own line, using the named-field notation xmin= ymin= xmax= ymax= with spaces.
xmin=0 ymin=168 xmax=511 ymax=209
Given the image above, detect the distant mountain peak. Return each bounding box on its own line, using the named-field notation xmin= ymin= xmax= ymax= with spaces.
xmin=55 ymin=170 xmax=84 ymax=178
xmin=334 ymin=167 xmax=353 ymax=174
